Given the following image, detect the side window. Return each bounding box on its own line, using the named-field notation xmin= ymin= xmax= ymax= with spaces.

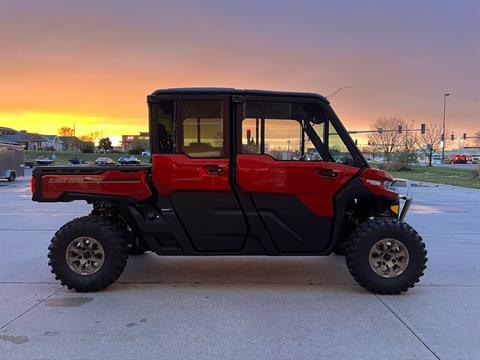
xmin=239 ymin=101 xmax=326 ymax=161
xmin=264 ymin=119 xmax=302 ymax=160
xmin=242 ymin=118 xmax=261 ymax=154
xmin=180 ymin=101 xmax=224 ymax=158
xmin=328 ymin=120 xmax=354 ymax=164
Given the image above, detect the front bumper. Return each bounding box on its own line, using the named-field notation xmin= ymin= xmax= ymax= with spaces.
xmin=390 ymin=178 xmax=413 ymax=222
xmin=399 ymin=195 xmax=412 ymax=221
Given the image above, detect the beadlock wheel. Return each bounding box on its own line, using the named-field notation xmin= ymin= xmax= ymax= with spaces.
xmin=345 ymin=218 xmax=427 ymax=294
xmin=368 ymin=238 xmax=410 ymax=278
xmin=48 ymin=216 xmax=128 ymax=292
xmin=66 ymin=236 xmax=105 ymax=275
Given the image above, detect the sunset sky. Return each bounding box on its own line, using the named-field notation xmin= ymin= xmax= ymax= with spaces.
xmin=1 ymin=0 xmax=479 ymax=146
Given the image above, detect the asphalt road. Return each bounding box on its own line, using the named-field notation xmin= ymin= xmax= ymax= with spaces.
xmin=432 ymin=163 xmax=478 ymax=170
xmin=1 ymin=173 xmax=479 ymax=359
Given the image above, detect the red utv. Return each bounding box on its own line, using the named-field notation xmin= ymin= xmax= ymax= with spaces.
xmin=31 ymin=88 xmax=427 ymax=294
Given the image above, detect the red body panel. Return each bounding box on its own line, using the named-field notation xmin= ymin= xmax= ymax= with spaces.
xmin=152 ymin=154 xmax=230 ymax=196
xmin=236 ymin=155 xmax=360 ymax=217
xmin=359 ymin=168 xmax=398 ymax=198
xmin=40 ymin=169 xmax=152 ymax=201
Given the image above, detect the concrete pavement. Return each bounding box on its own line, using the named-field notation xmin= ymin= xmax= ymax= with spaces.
xmin=1 ymin=174 xmax=479 ymax=359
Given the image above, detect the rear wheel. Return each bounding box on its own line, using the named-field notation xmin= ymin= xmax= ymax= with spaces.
xmin=48 ymin=216 xmax=128 ymax=292
xmin=345 ymin=218 xmax=427 ymax=294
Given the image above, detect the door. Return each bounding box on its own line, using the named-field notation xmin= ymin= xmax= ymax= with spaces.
xmin=235 ymin=100 xmax=360 ymax=253
xmin=152 ymin=98 xmax=247 ymax=252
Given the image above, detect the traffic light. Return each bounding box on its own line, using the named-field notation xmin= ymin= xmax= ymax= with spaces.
xmin=463 ymin=133 xmax=467 ymax=140
xmin=421 ymin=123 xmax=426 ymax=134
xmin=450 ymin=133 xmax=454 ymax=141
xmin=398 ymin=125 xmax=402 ymax=134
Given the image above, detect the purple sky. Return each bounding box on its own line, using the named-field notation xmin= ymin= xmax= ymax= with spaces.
xmin=0 ymin=0 xmax=478 ymax=139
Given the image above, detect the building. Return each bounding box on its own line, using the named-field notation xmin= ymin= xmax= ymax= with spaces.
xmin=0 ymin=127 xmax=87 ymax=151
xmin=0 ymin=126 xmax=17 ymax=135
xmin=121 ymin=132 xmax=149 ymax=152
xmin=57 ymin=136 xmax=85 ymax=152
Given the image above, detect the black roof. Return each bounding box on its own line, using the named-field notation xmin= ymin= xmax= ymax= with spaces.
xmin=150 ymin=88 xmax=329 ymax=103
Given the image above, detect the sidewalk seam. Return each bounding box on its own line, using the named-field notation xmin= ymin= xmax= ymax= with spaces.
xmin=375 ymin=295 xmax=441 ymax=360
xmin=0 ymin=287 xmax=62 ymax=330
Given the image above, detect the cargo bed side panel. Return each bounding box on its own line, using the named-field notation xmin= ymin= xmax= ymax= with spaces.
xmin=32 ymin=166 xmax=152 ymax=202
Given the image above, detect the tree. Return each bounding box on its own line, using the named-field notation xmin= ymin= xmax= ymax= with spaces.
xmin=418 ymin=122 xmax=443 ymax=167
xmin=128 ymin=139 xmax=149 ymax=155
xmin=79 ymin=134 xmax=94 ymax=143
xmin=98 ymin=137 xmax=113 ymax=152
xmin=79 ymin=131 xmax=102 ymax=144
xmin=58 ymin=127 xmax=75 ymax=136
xmin=80 ymin=141 xmax=95 ymax=153
xmin=394 ymin=129 xmax=418 ymax=170
xmin=368 ymin=117 xmax=406 ymax=165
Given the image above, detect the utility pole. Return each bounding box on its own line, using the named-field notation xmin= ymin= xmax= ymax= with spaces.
xmin=441 ymin=93 xmax=451 ymax=163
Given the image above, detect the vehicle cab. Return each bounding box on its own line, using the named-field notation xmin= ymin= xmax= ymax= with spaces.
xmin=147 ymin=88 xmax=399 ymax=254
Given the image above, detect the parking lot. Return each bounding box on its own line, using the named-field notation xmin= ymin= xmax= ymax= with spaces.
xmin=1 ymin=172 xmax=479 ymax=359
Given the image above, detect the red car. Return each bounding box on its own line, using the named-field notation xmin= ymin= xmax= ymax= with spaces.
xmin=31 ymin=88 xmax=427 ymax=294
xmin=450 ymin=154 xmax=468 ymax=164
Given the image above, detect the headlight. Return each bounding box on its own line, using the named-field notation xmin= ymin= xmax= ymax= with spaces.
xmin=365 ymin=179 xmax=397 ymax=193
xmin=384 ymin=180 xmax=398 ymax=193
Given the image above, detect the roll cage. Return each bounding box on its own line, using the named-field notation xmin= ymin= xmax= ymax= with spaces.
xmin=147 ymin=88 xmax=369 ymax=168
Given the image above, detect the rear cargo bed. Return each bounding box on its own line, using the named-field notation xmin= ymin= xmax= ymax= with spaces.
xmin=32 ymin=165 xmax=152 ymax=203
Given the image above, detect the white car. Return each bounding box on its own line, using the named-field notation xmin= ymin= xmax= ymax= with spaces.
xmin=94 ymin=157 xmax=116 ymax=166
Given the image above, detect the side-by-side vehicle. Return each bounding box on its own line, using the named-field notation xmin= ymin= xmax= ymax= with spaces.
xmin=31 ymin=88 xmax=427 ymax=294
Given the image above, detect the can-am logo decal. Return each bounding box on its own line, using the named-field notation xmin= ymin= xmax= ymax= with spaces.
xmin=47 ymin=177 xmax=92 ymax=184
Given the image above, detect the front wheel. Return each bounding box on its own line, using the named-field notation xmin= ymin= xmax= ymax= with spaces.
xmin=48 ymin=216 xmax=128 ymax=292
xmin=345 ymin=218 xmax=427 ymax=294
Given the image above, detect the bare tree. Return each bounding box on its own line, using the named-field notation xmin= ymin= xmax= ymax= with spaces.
xmin=418 ymin=122 xmax=442 ymax=167
xmin=368 ymin=117 xmax=405 ymax=164
xmin=58 ymin=127 xmax=75 ymax=137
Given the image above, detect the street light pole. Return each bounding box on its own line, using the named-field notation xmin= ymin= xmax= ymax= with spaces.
xmin=441 ymin=93 xmax=451 ymax=163
xmin=327 ymin=85 xmax=352 ymax=99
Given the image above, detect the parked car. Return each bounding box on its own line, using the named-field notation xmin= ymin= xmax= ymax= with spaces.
xmin=32 ymin=87 xmax=427 ymax=294
xmin=118 ymin=155 xmax=141 ymax=165
xmin=35 ymin=156 xmax=54 ymax=166
xmin=94 ymin=157 xmax=116 ymax=166
xmin=450 ymin=154 xmax=468 ymax=164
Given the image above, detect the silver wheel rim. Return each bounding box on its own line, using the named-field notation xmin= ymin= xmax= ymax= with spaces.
xmin=369 ymin=238 xmax=409 ymax=278
xmin=65 ymin=237 xmax=105 ymax=275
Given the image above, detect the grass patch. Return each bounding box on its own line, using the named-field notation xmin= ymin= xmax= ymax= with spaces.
xmin=387 ymin=166 xmax=480 ymax=189
xmin=25 ymin=151 xmax=151 ymax=166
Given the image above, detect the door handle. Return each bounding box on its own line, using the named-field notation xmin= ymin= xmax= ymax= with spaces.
xmin=316 ymin=169 xmax=338 ymax=178
xmin=204 ymin=165 xmax=225 ymax=175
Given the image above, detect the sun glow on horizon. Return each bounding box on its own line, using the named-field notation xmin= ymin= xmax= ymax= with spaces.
xmin=0 ymin=111 xmax=148 ymax=146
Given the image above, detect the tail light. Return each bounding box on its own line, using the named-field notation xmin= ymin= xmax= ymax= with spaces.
xmin=30 ymin=176 xmax=36 ymax=194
